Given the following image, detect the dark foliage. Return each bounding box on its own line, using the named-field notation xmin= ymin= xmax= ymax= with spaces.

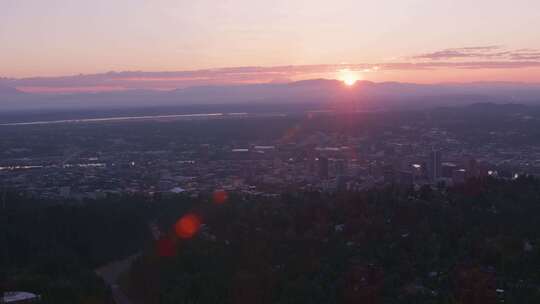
xmin=126 ymin=177 xmax=540 ymax=304
xmin=0 ymin=195 xmax=152 ymax=304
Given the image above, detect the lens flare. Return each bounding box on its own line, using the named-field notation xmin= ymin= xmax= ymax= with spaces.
xmin=213 ymin=189 xmax=229 ymax=204
xmin=175 ymin=213 xmax=201 ymax=239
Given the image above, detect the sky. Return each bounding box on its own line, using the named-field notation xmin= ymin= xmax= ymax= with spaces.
xmin=1 ymin=0 xmax=540 ymax=92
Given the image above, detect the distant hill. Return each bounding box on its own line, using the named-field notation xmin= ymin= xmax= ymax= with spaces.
xmin=1 ymin=79 xmax=540 ymax=112
xmin=0 ymin=85 xmax=25 ymax=96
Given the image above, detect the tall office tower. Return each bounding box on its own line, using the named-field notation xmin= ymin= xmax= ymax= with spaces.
xmin=428 ymin=150 xmax=442 ymax=181
xmin=335 ymin=159 xmax=347 ymax=176
xmin=307 ymin=149 xmax=318 ymax=174
xmin=318 ymin=157 xmax=329 ymax=179
xmin=466 ymin=157 xmax=478 ymax=178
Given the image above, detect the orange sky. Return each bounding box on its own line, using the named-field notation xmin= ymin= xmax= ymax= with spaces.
xmin=2 ymin=0 xmax=540 ymax=92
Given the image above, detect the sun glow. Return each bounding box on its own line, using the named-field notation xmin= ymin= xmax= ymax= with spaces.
xmin=344 ymin=76 xmax=357 ymax=86
xmin=339 ymin=69 xmax=361 ymax=86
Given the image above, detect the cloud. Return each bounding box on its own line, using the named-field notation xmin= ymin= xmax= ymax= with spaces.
xmin=2 ymin=65 xmax=365 ymax=91
xmin=456 ymin=46 xmax=501 ymax=51
xmin=413 ymin=46 xmax=540 ymax=62
xmin=2 ymin=46 xmax=540 ymax=93
xmin=509 ymin=51 xmax=540 ymax=60
xmin=383 ymin=61 xmax=540 ymax=70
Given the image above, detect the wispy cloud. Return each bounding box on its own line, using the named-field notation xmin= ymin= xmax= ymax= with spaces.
xmin=413 ymin=46 xmax=540 ymax=61
xmin=2 ymin=46 xmax=540 ymax=93
xmin=413 ymin=45 xmax=503 ymax=60
xmin=509 ymin=51 xmax=540 ymax=60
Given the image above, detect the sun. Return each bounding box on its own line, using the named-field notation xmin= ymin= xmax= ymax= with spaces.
xmin=338 ymin=69 xmax=360 ymax=86
xmin=343 ymin=75 xmax=357 ymax=86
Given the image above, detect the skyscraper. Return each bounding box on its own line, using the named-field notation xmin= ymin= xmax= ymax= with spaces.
xmin=335 ymin=159 xmax=347 ymax=177
xmin=428 ymin=150 xmax=442 ymax=181
xmin=318 ymin=157 xmax=329 ymax=179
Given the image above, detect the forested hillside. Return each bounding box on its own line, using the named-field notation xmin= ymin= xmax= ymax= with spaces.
xmin=126 ymin=178 xmax=540 ymax=304
xmin=0 ymin=195 xmax=152 ymax=304
xmin=3 ymin=177 xmax=540 ymax=304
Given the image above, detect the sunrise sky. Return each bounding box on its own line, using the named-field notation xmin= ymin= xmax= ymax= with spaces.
xmin=2 ymin=0 xmax=540 ymax=92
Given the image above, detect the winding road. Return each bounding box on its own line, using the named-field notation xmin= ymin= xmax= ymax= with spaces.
xmin=95 ymin=222 xmax=161 ymax=304
xmin=95 ymin=253 xmax=140 ymax=304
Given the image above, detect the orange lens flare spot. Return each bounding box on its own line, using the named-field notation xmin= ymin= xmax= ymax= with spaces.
xmin=175 ymin=213 xmax=201 ymax=239
xmin=213 ymin=190 xmax=229 ymax=204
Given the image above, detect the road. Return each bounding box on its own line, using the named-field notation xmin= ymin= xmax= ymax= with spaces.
xmin=95 ymin=222 xmax=161 ymax=304
xmin=95 ymin=253 xmax=140 ymax=304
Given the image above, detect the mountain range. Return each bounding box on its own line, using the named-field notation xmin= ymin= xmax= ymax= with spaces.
xmin=1 ymin=79 xmax=540 ymax=112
